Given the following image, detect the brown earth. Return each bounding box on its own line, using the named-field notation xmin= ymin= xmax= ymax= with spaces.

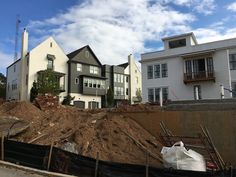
xmin=0 ymin=101 xmax=163 ymax=167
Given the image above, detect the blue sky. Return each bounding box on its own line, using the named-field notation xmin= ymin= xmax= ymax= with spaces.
xmin=1 ymin=0 xmax=236 ymax=75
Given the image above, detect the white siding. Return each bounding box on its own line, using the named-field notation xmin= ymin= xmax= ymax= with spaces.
xmin=70 ymin=93 xmax=102 ymax=109
xmin=142 ymin=48 xmax=233 ymax=102
xmin=28 ymin=37 xmax=68 ymax=102
xmin=6 ymin=61 xmax=21 ymax=100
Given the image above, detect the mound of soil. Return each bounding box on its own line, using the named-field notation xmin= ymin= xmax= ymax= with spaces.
xmin=0 ymin=101 xmax=163 ymax=167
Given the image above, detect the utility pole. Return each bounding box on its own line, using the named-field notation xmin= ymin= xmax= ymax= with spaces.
xmin=14 ymin=15 xmax=21 ymax=61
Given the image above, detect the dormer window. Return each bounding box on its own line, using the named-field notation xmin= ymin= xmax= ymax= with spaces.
xmin=169 ymin=38 xmax=186 ymax=49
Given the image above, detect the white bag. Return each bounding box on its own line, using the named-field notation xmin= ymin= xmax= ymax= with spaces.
xmin=161 ymin=141 xmax=206 ymax=172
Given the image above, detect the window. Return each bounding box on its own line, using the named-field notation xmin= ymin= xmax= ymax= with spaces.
xmin=93 ymin=80 xmax=97 ymax=88
xmin=206 ymin=57 xmax=214 ymax=74
xmin=161 ymin=63 xmax=168 ymax=77
xmin=11 ymin=80 xmax=17 ymax=90
xmin=75 ymin=78 xmax=79 ymax=84
xmin=117 ymin=74 xmax=121 ymax=83
xmin=50 ymin=42 xmax=53 ymax=48
xmin=77 ymin=63 xmax=82 ymax=71
xmin=147 ymin=65 xmax=153 ymax=79
xmin=162 ymin=87 xmax=168 ymax=101
xmin=121 ymin=75 xmax=124 ymax=83
xmin=88 ymin=79 xmax=92 ymax=87
xmin=90 ymin=66 xmax=99 ymax=74
xmin=126 ymin=88 xmax=129 ymax=95
xmin=84 ymin=78 xmax=88 ymax=87
xmin=47 ymin=59 xmax=53 ymax=69
xmin=230 ymin=54 xmax=236 ymax=70
xmin=148 ymin=88 xmax=154 ymax=102
xmin=169 ymin=38 xmax=186 ymax=49
xmin=14 ymin=65 xmax=16 ymax=72
xmin=114 ymin=74 xmax=117 ymax=82
xmin=121 ymin=87 xmax=124 ymax=95
xmin=114 ymin=74 xmax=124 ymax=83
xmin=232 ymin=82 xmax=236 ymax=98
xmin=126 ymin=76 xmax=129 ymax=83
xmin=155 ymin=88 xmax=160 ymax=103
xmin=154 ymin=64 xmax=160 ymax=78
xmin=148 ymin=87 xmax=168 ymax=103
xmin=27 ymin=57 xmax=29 ymax=66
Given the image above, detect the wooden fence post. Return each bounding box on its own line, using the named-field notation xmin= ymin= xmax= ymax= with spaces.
xmin=1 ymin=133 xmax=4 ymax=161
xmin=47 ymin=141 xmax=54 ymax=171
xmin=94 ymin=152 xmax=99 ymax=177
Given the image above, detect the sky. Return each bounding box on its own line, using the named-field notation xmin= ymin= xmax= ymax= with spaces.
xmin=1 ymin=0 xmax=236 ymax=75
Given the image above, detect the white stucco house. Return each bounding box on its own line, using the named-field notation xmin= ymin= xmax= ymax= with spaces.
xmin=141 ymin=32 xmax=236 ymax=103
xmin=6 ymin=29 xmax=68 ymax=102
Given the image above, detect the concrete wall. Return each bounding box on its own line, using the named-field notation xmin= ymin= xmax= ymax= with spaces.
xmin=121 ymin=110 xmax=236 ymax=166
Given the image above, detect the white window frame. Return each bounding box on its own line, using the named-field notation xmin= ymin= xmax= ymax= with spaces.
xmin=77 ymin=63 xmax=82 ymax=71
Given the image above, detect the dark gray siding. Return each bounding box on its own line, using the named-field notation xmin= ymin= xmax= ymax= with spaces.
xmin=68 ymin=46 xmax=105 ymax=96
xmin=70 ymin=48 xmax=100 ymax=66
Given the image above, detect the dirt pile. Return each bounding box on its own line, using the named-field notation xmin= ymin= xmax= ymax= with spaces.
xmin=0 ymin=101 xmax=163 ymax=167
xmin=34 ymin=94 xmax=59 ymax=111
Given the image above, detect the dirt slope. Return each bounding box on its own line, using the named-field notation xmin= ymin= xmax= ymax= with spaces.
xmin=0 ymin=101 xmax=163 ymax=167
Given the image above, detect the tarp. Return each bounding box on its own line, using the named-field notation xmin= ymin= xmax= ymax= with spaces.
xmin=0 ymin=139 xmax=234 ymax=177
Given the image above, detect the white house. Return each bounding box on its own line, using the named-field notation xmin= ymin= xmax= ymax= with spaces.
xmin=141 ymin=32 xmax=236 ymax=103
xmin=6 ymin=29 xmax=68 ymax=102
xmin=125 ymin=54 xmax=142 ymax=104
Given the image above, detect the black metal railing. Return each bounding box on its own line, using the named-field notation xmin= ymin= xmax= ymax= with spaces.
xmin=184 ymin=71 xmax=215 ymax=83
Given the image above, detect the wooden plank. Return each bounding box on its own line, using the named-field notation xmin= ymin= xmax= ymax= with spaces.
xmin=1 ymin=133 xmax=4 ymax=161
xmin=94 ymin=152 xmax=99 ymax=177
xmin=47 ymin=141 xmax=54 ymax=171
xmin=122 ymin=131 xmax=163 ymax=163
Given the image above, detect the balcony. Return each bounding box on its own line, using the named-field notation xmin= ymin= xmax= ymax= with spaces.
xmin=184 ymin=71 xmax=215 ymax=84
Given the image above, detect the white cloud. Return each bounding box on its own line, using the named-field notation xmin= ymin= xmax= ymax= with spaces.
xmin=226 ymin=2 xmax=236 ymax=12
xmin=194 ymin=25 xmax=236 ymax=44
xmin=161 ymin=0 xmax=216 ymax=15
xmin=0 ymin=50 xmax=13 ymax=75
xmin=27 ymin=0 xmax=195 ymax=65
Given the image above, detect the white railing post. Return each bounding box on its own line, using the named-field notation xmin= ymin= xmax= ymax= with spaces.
xmin=160 ymin=89 xmax=163 ymax=107
xmin=195 ymin=86 xmax=199 ymax=100
xmin=220 ymin=85 xmax=224 ymax=99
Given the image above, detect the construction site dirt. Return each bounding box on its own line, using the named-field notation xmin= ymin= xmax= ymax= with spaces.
xmin=0 ymin=100 xmax=235 ymax=170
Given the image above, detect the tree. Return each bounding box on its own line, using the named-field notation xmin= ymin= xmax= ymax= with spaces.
xmin=30 ymin=81 xmax=38 ymax=102
xmin=37 ymin=70 xmax=61 ymax=96
xmin=107 ymin=87 xmax=114 ymax=107
xmin=0 ymin=73 xmax=6 ymax=99
xmin=135 ymin=88 xmax=142 ymax=102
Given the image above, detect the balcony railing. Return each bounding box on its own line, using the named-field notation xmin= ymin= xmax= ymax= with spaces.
xmin=184 ymin=71 xmax=215 ymax=84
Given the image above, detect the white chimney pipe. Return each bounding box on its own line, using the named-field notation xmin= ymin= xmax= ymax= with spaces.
xmin=21 ymin=28 xmax=28 ymax=59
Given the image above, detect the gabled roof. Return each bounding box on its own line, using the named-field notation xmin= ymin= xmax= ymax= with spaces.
xmin=118 ymin=62 xmax=129 ymax=68
xmin=67 ymin=45 xmax=102 ymax=66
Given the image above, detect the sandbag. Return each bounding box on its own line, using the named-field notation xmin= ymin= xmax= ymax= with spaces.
xmin=161 ymin=141 xmax=206 ymax=172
